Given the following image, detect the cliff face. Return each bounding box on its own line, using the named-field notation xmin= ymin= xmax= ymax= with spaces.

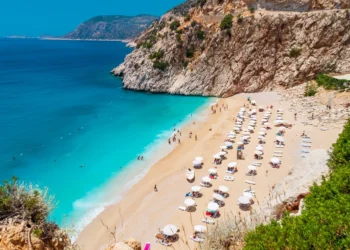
xmin=63 ymin=15 xmax=158 ymax=40
xmin=112 ymin=0 xmax=350 ymax=97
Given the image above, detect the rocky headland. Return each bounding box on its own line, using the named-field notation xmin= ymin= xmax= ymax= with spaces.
xmin=63 ymin=15 xmax=158 ymax=40
xmin=112 ymin=0 xmax=350 ymax=97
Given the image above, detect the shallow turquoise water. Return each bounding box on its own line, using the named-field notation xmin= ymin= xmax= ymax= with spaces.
xmin=0 ymin=38 xmax=210 ymax=230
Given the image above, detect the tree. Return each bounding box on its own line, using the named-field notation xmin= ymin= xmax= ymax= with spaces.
xmin=220 ymin=14 xmax=233 ymax=30
xmin=170 ymin=20 xmax=180 ymax=31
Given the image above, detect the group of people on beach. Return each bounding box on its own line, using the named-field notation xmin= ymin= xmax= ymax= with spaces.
xmin=137 ymin=156 xmax=144 ymax=160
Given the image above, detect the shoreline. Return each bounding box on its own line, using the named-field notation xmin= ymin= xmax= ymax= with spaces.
xmin=68 ymin=97 xmax=214 ymax=239
xmin=76 ymin=91 xmax=343 ymax=249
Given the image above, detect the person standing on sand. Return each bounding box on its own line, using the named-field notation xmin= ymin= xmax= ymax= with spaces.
xmin=154 ymin=185 xmax=158 ymax=192
xmin=266 ymin=170 xmax=268 ymax=176
xmin=294 ymin=113 xmax=297 ymax=120
xmin=195 ymin=134 xmax=198 ymax=140
xmin=178 ymin=139 xmax=180 ymax=144
xmin=168 ymin=138 xmax=171 ymax=145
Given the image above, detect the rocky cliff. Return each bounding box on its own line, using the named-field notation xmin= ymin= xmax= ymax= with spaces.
xmin=112 ymin=0 xmax=350 ymax=97
xmin=63 ymin=15 xmax=158 ymax=40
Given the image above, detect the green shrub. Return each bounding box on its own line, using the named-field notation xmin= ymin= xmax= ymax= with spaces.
xmin=220 ymin=14 xmax=233 ymax=30
xmin=182 ymin=60 xmax=189 ymax=68
xmin=315 ymin=74 xmax=349 ymax=90
xmin=304 ymin=82 xmax=318 ymax=96
xmin=186 ymin=47 xmax=195 ymax=58
xmin=170 ymin=20 xmax=180 ymax=31
xmin=175 ymin=29 xmax=183 ymax=34
xmin=141 ymin=41 xmax=153 ymax=49
xmin=244 ymin=119 xmax=350 ymax=249
xmin=289 ymin=47 xmax=302 ymax=58
xmin=191 ymin=20 xmax=198 ymax=27
xmin=237 ymin=14 xmax=244 ymax=23
xmin=158 ymin=21 xmax=166 ymax=30
xmin=196 ymin=29 xmax=205 ymax=40
xmin=184 ymin=14 xmax=191 ymax=22
xmin=249 ymin=7 xmax=255 ymax=13
xmin=149 ymin=49 xmax=164 ymax=60
xmin=176 ymin=33 xmax=182 ymax=43
xmin=33 ymin=228 xmax=43 ymax=238
xmin=153 ymin=60 xmax=168 ymax=71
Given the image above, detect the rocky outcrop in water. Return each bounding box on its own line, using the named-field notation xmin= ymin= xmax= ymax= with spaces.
xmin=112 ymin=0 xmax=350 ymax=97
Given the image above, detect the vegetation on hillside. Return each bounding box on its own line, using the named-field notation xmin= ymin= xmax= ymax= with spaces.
xmin=289 ymin=47 xmax=302 ymax=58
xmin=304 ymin=82 xmax=318 ymax=96
xmin=315 ymin=74 xmax=349 ymax=90
xmin=244 ymin=119 xmax=350 ymax=249
xmin=170 ymin=20 xmax=181 ymax=31
xmin=153 ymin=61 xmax=169 ymax=71
xmin=220 ymin=14 xmax=233 ymax=30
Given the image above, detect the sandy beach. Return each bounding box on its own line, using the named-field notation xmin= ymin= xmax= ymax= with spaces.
xmin=76 ymin=91 xmax=343 ymax=250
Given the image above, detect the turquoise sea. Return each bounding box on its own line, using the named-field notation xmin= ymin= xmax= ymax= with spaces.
xmin=0 ymin=38 xmax=210 ymax=232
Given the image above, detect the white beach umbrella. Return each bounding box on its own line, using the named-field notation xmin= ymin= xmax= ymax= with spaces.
xmin=235 ymin=124 xmax=242 ymax=128
xmin=257 ymin=135 xmax=265 ymax=140
xmin=228 ymin=131 xmax=236 ymax=135
xmin=234 ymin=127 xmax=241 ymax=131
xmin=274 ymin=120 xmax=283 ymax=124
xmin=260 ymin=128 xmax=267 ymax=131
xmin=228 ymin=135 xmax=235 ymax=139
xmin=251 ymin=100 xmax=256 ymax=104
xmin=225 ymin=142 xmax=233 ymax=147
xmin=213 ymin=154 xmax=221 ymax=159
xmin=258 ymin=132 xmax=265 ymax=136
xmin=254 ymin=150 xmax=263 ymax=155
xmin=207 ymin=202 xmax=219 ymax=212
xmin=249 ymin=121 xmax=256 ymax=124
xmin=248 ymin=165 xmax=256 ymax=170
xmin=194 ymin=225 xmax=207 ymax=233
xmin=221 ymin=145 xmax=228 ymax=150
xmin=276 ymin=116 xmax=283 ymax=120
xmin=263 ymin=122 xmax=270 ymax=126
xmin=195 ymin=157 xmax=203 ymax=162
xmin=236 ymin=121 xmax=242 ymax=125
xmin=228 ymin=162 xmax=237 ymax=167
xmin=276 ymin=136 xmax=285 ymax=142
xmin=218 ymin=151 xmax=227 ymax=156
xmin=240 ymin=108 xmax=246 ymax=111
xmin=267 ymin=108 xmax=272 ymax=111
xmin=213 ymin=193 xmax=224 ymax=201
xmin=247 ymin=126 xmax=254 ymax=131
xmin=237 ymin=141 xmax=244 ymax=145
xmin=256 ymin=145 xmax=263 ymax=151
xmin=193 ymin=160 xmax=202 ymax=166
xmin=208 ymin=168 xmax=217 ymax=174
xmin=237 ymin=118 xmax=243 ymax=122
xmin=243 ymin=136 xmax=250 ymax=140
xmin=219 ymin=185 xmax=229 ymax=193
xmin=238 ymin=196 xmax=251 ymax=205
xmin=243 ymin=131 xmax=250 ymax=136
xmin=270 ymin=157 xmax=281 ymax=164
xmin=202 ymin=176 xmax=212 ymax=183
xmin=163 ymin=224 xmax=178 ymax=236
xmin=262 ymin=119 xmax=268 ymax=122
xmin=191 ymin=186 xmax=201 ymax=192
xmin=184 ymin=198 xmax=196 ymax=207
xmin=278 ymin=127 xmax=285 ymax=131
xmin=243 ymin=192 xmax=254 ymax=199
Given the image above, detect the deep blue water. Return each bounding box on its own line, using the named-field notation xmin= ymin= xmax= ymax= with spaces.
xmin=0 ymin=38 xmax=209 ymax=230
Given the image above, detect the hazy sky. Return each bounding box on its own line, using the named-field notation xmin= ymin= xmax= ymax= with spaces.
xmin=0 ymin=0 xmax=185 ymax=37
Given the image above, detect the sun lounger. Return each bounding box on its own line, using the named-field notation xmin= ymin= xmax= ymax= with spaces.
xmin=252 ymin=162 xmax=262 ymax=166
xmin=202 ymin=218 xmax=215 ymax=224
xmin=178 ymin=206 xmax=187 ymax=211
xmin=226 ymin=170 xmax=234 ymax=174
xmin=302 ymin=139 xmax=311 ymax=143
xmin=159 ymin=240 xmax=172 ymax=246
xmin=274 ymin=151 xmax=283 ymax=154
xmin=244 ymin=189 xmax=255 ymax=193
xmin=190 ymin=236 xmax=204 ymax=242
xmin=301 ymin=143 xmax=311 ymax=147
xmin=301 ymin=149 xmax=310 ymax=153
xmin=224 ymin=176 xmax=235 ymax=181
xmin=275 ymin=145 xmax=285 ymax=148
xmin=245 ymin=180 xmax=256 ymax=185
xmin=273 ymin=154 xmax=283 ymax=157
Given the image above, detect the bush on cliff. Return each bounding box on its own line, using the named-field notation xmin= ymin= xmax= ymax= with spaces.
xmin=289 ymin=47 xmax=302 ymax=58
xmin=315 ymin=74 xmax=349 ymax=91
xmin=170 ymin=20 xmax=180 ymax=31
xmin=153 ymin=60 xmax=168 ymax=71
xmin=220 ymin=14 xmax=233 ymax=30
xmin=304 ymin=82 xmax=318 ymax=96
xmin=244 ymin=119 xmax=350 ymax=249
xmin=196 ymin=29 xmax=205 ymax=40
xmin=149 ymin=49 xmax=164 ymax=60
